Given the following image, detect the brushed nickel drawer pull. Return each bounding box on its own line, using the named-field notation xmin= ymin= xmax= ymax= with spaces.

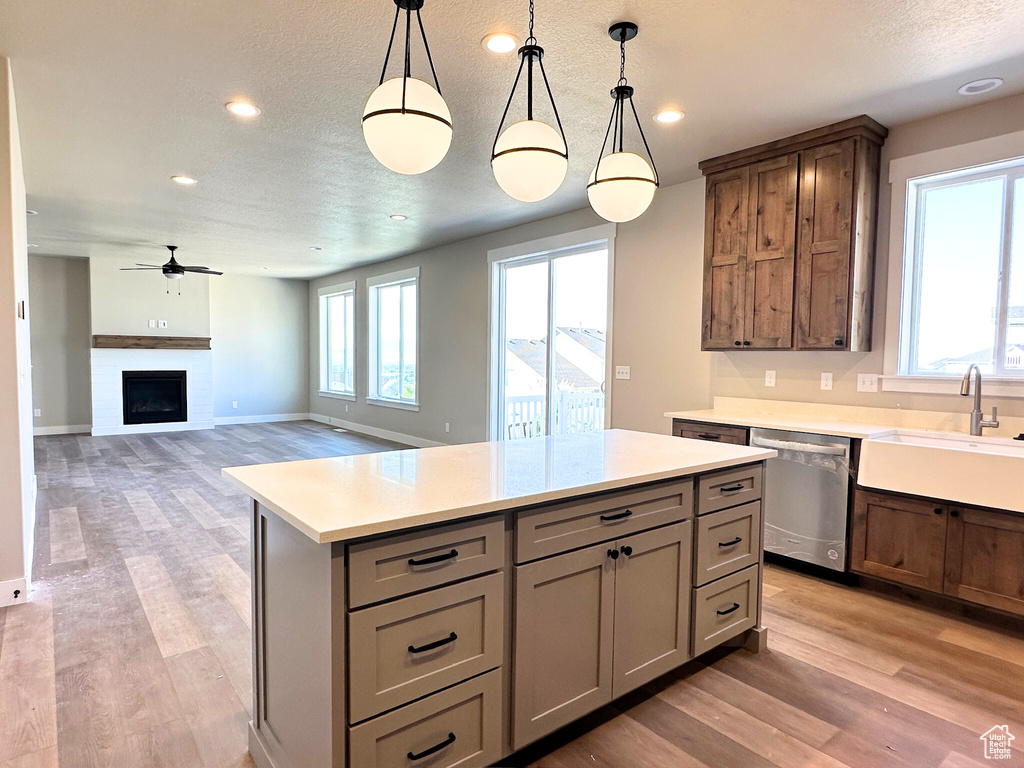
xmin=720 ymin=483 xmax=744 ymax=493
xmin=600 ymin=509 xmax=633 ymax=522
xmin=717 ymin=602 xmax=741 ymax=616
xmin=407 ymin=732 xmax=456 ymax=761
xmin=408 ymin=549 xmax=458 ymax=567
xmin=718 ymin=536 xmax=742 ymax=548
xmin=408 ymin=632 xmax=457 ymax=654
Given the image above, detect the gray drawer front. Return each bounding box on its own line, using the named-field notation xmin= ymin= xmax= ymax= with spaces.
xmin=516 ymin=480 xmax=693 ymax=563
xmin=348 ymin=516 xmax=505 ymax=608
xmin=348 ymin=573 xmax=504 ymax=723
xmin=694 ymin=502 xmax=761 ymax=586
xmin=692 ymin=564 xmax=758 ymax=656
xmin=348 ymin=669 xmax=503 ymax=768
xmin=697 ymin=464 xmax=762 ymax=515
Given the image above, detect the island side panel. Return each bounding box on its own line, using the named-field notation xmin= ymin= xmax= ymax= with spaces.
xmin=250 ymin=500 xmax=338 ymax=768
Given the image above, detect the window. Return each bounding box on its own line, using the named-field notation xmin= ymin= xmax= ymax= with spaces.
xmin=318 ymin=282 xmax=355 ymax=397
xmin=899 ymin=158 xmax=1024 ymax=378
xmin=368 ymin=267 xmax=419 ymax=408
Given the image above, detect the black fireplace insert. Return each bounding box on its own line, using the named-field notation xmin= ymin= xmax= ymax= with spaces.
xmin=122 ymin=370 xmax=187 ymax=425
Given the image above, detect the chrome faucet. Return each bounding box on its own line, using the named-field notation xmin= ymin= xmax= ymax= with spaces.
xmin=960 ymin=364 xmax=999 ymax=436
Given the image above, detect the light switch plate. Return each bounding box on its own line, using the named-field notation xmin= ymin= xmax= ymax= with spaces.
xmin=34 ymin=409 xmax=41 ymax=418
xmin=857 ymin=373 xmax=879 ymax=393
xmin=158 ymin=320 xmax=168 ymax=329
xmin=764 ymin=370 xmax=776 ymax=388
xmin=615 ymin=366 xmax=631 ymax=380
xmin=232 ymin=401 xmax=238 ymax=409
xmin=820 ymin=372 xmax=834 ymax=391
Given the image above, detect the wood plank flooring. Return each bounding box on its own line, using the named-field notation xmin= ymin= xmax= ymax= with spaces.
xmin=2 ymin=420 xmax=1023 ymax=768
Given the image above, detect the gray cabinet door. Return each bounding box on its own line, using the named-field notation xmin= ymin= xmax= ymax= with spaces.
xmin=611 ymin=521 xmax=692 ymax=698
xmin=512 ymin=543 xmax=615 ymax=750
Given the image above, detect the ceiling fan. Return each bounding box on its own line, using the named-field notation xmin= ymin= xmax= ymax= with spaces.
xmin=120 ymin=245 xmax=223 ymax=280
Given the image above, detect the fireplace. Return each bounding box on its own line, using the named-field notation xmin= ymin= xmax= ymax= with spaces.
xmin=122 ymin=370 xmax=188 ymax=425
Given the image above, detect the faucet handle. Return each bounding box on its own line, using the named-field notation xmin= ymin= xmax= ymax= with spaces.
xmin=991 ymin=406 xmax=999 ymax=424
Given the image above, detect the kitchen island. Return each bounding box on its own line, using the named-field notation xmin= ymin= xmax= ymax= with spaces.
xmin=224 ymin=429 xmax=775 ymax=768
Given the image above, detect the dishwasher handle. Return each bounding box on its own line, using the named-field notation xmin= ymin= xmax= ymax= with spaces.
xmin=750 ymin=436 xmax=848 ymax=457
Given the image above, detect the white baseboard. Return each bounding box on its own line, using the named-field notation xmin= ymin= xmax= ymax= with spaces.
xmin=214 ymin=413 xmax=311 ymax=426
xmin=0 ymin=577 xmax=27 ymax=608
xmin=34 ymin=424 xmax=92 ymax=436
xmin=91 ymin=420 xmax=216 ymax=436
xmin=309 ymin=413 xmax=446 ymax=448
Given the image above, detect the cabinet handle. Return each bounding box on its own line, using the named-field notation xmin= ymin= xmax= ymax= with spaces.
xmin=834 ymin=339 xmax=844 ymax=346
xmin=720 ymin=483 xmax=745 ymax=493
xmin=934 ymin=508 xmax=943 ymax=515
xmin=743 ymin=340 xmax=751 ymax=346
xmin=600 ymin=509 xmax=633 ymax=522
xmin=407 ymin=732 xmax=456 ymax=761
xmin=734 ymin=340 xmax=742 ymax=346
xmin=717 ymin=602 xmax=741 ymax=616
xmin=620 ymin=545 xmax=633 ymax=557
xmin=697 ymin=433 xmax=722 ymax=441
xmin=408 ymin=632 xmax=457 ymax=654
xmin=608 ymin=548 xmax=620 ymax=560
xmin=718 ymin=536 xmax=742 ymax=548
xmin=408 ymin=549 xmax=458 ymax=567
xmin=950 ymin=509 xmax=960 ymax=518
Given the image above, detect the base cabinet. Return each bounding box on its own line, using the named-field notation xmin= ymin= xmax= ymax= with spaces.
xmin=852 ymin=488 xmax=1024 ymax=617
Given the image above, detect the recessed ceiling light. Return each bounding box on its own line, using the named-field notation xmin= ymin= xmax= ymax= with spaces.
xmin=171 ymin=175 xmax=198 ymax=185
xmin=309 ymin=246 xmax=323 ymax=251
xmin=483 ymin=32 xmax=518 ymax=54
xmin=226 ymin=101 xmax=261 ymax=118
xmin=27 ymin=243 xmax=38 ymax=248
xmin=26 ymin=209 xmax=38 ymax=215
xmin=958 ymin=78 xmax=1003 ymax=96
xmin=389 ymin=213 xmax=408 ymax=221
xmin=654 ymin=108 xmax=684 ymax=124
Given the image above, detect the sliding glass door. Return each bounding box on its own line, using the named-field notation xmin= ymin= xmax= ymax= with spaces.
xmin=494 ymin=243 xmax=610 ymax=440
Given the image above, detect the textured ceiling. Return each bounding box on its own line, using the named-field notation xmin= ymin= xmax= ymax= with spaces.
xmin=3 ymin=0 xmax=1024 ymax=277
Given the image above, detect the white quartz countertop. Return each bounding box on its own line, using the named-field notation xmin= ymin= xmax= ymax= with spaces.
xmin=222 ymin=429 xmax=775 ymax=544
xmin=666 ymin=409 xmax=901 ymax=440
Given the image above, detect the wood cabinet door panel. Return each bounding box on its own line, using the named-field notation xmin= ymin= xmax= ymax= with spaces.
xmin=944 ymin=506 xmax=1024 ymax=617
xmin=702 ymin=168 xmax=749 ymax=349
xmin=796 ymin=140 xmax=855 ymax=349
xmin=512 ymin=544 xmax=614 ymax=749
xmin=745 ymin=154 xmax=797 ymax=348
xmin=611 ymin=522 xmax=693 ymax=697
xmin=851 ymin=490 xmax=947 ymax=592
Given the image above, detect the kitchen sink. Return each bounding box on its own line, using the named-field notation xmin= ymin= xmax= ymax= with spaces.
xmin=859 ymin=430 xmax=1024 ymax=513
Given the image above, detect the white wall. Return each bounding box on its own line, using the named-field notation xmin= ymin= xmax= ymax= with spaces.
xmin=211 ymin=274 xmax=309 ymax=420
xmin=29 ymin=255 xmax=92 ymax=430
xmin=0 ymin=58 xmax=35 ymax=594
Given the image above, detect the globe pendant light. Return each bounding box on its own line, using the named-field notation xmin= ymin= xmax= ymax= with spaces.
xmin=588 ymin=22 xmax=660 ymax=223
xmin=490 ymin=0 xmax=568 ymax=203
xmin=362 ymin=0 xmax=452 ymax=175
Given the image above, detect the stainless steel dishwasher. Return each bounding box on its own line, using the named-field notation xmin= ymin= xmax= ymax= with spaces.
xmin=749 ymin=427 xmax=852 ymax=571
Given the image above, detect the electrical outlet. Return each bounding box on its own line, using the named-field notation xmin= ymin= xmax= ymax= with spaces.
xmin=345 ymin=404 xmax=349 ymax=413
xmin=764 ymin=370 xmax=776 ymax=388
xmin=148 ymin=319 xmax=156 ymax=328
xmin=445 ymin=422 xmax=450 ymax=433
xmin=857 ymin=373 xmax=879 ymax=393
xmin=34 ymin=408 xmax=41 ymax=418
xmin=232 ymin=401 xmax=238 ymax=409
xmin=158 ymin=320 xmax=168 ymax=329
xmin=615 ymin=365 xmax=631 ymax=380
xmin=820 ymin=372 xmax=834 ymax=391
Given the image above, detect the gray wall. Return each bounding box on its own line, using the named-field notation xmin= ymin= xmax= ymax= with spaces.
xmin=211 ymin=274 xmax=310 ymax=419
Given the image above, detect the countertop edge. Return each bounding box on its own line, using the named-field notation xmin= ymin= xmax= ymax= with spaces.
xmin=665 ymin=410 xmax=900 ymax=440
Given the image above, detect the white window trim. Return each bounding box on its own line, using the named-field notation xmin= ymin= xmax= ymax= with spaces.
xmin=881 ymin=129 xmax=1024 ymax=398
xmin=367 ymin=266 xmax=420 ymax=408
xmin=318 ymin=281 xmax=356 ymax=399
xmin=486 ymin=224 xmax=617 ymax=441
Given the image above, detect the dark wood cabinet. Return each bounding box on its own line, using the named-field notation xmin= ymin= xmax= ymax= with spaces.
xmin=700 ymin=117 xmax=886 ymax=352
xmin=944 ymin=505 xmax=1024 ymax=617
xmin=671 ymin=419 xmax=748 ymax=446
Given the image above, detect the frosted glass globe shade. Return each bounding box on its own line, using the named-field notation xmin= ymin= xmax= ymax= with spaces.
xmin=491 ymin=120 xmax=568 ymax=202
xmin=362 ymin=77 xmax=453 ymax=175
xmin=587 ymin=151 xmax=657 ymax=222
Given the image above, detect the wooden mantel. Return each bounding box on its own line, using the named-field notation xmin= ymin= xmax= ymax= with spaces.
xmin=92 ymin=335 xmax=211 ymax=350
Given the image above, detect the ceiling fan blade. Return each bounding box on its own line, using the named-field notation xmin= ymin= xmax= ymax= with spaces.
xmin=182 ymin=267 xmax=223 ymax=275
xmin=120 ymin=267 xmax=163 ymax=271
xmin=135 ymin=263 xmax=164 ymax=267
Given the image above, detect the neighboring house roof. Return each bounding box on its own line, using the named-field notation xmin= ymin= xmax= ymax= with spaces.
xmin=558 ymin=327 xmax=606 ymax=357
xmin=928 ymin=343 xmax=1024 ymax=368
xmin=506 ymin=338 xmax=601 ymax=390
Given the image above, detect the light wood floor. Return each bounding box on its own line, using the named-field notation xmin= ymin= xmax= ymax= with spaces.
xmin=2 ymin=421 xmax=1023 ymax=768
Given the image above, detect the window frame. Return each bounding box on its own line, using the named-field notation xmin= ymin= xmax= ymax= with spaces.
xmin=367 ymin=267 xmax=420 ymax=410
xmin=318 ymin=281 xmax=356 ymax=401
xmin=882 ymin=129 xmax=1024 ymax=397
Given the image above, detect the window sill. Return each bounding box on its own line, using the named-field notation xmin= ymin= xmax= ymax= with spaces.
xmin=881 ymin=375 xmax=1024 ymax=398
xmin=318 ymin=390 xmax=356 ymax=402
xmin=367 ymin=397 xmax=420 ymax=412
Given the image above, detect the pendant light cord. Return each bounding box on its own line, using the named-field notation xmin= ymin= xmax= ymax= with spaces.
xmin=618 ymin=37 xmax=627 ymax=86
xmin=526 ymin=0 xmax=536 ymax=44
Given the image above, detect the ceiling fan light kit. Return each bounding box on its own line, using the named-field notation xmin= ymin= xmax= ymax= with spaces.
xmin=362 ymin=0 xmax=453 ymax=175
xmin=120 ymin=245 xmax=223 ymax=281
xmin=490 ymin=0 xmax=569 ymax=203
xmin=587 ymin=22 xmax=660 ymax=223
